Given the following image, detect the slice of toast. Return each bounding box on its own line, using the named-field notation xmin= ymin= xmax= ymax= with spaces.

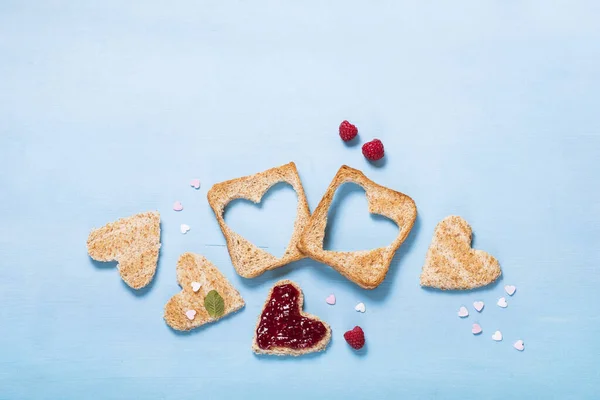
xmin=164 ymin=253 xmax=245 ymax=331
xmin=297 ymin=166 xmax=417 ymax=289
xmin=87 ymin=211 xmax=161 ymax=289
xmin=420 ymin=215 xmax=502 ymax=290
xmin=252 ymin=280 xmax=331 ymax=356
xmin=207 ymin=162 xmax=311 ymax=278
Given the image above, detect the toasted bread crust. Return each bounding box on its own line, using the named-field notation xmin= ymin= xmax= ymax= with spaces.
xmin=87 ymin=211 xmax=161 ymax=289
xmin=164 ymin=253 xmax=245 ymax=331
xmin=420 ymin=216 xmax=502 ymax=290
xmin=251 ymin=280 xmax=331 ymax=356
xmin=297 ymin=166 xmax=417 ymax=289
xmin=207 ymin=162 xmax=311 ymax=278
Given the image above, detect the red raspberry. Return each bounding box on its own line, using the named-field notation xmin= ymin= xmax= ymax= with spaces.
xmin=339 ymin=120 xmax=358 ymax=141
xmin=343 ymin=326 xmax=365 ymax=350
xmin=362 ymin=139 xmax=384 ymax=161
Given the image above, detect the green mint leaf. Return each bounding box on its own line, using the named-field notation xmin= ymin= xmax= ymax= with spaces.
xmin=204 ymin=290 xmax=225 ymax=318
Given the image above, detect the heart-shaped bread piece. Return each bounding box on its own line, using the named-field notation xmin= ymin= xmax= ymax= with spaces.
xmin=87 ymin=211 xmax=161 ymax=289
xmin=420 ymin=215 xmax=501 ymax=290
xmin=252 ymin=280 xmax=331 ymax=356
xmin=298 ymin=165 xmax=417 ymax=289
xmin=164 ymin=253 xmax=245 ymax=331
xmin=207 ymin=162 xmax=311 ymax=278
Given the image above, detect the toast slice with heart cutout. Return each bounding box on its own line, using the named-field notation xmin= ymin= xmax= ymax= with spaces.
xmin=207 ymin=162 xmax=311 ymax=278
xmin=252 ymin=280 xmax=331 ymax=356
xmin=164 ymin=253 xmax=245 ymax=331
xmin=87 ymin=211 xmax=161 ymax=289
xmin=297 ymin=165 xmax=417 ymax=289
xmin=420 ymin=215 xmax=502 ymax=290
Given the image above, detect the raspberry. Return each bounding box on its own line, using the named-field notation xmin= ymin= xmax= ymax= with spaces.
xmin=362 ymin=139 xmax=384 ymax=161
xmin=343 ymin=326 xmax=365 ymax=350
xmin=339 ymin=120 xmax=358 ymax=141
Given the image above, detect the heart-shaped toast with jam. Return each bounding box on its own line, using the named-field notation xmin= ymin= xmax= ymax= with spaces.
xmin=252 ymin=280 xmax=331 ymax=356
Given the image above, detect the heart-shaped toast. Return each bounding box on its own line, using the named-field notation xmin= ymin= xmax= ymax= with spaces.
xmin=252 ymin=280 xmax=331 ymax=356
xmin=164 ymin=253 xmax=245 ymax=331
xmin=207 ymin=163 xmax=311 ymax=278
xmin=87 ymin=211 xmax=161 ymax=289
xmin=297 ymin=165 xmax=417 ymax=289
xmin=420 ymin=216 xmax=501 ymax=290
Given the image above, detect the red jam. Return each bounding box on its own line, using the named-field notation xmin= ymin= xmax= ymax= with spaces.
xmin=256 ymin=283 xmax=327 ymax=350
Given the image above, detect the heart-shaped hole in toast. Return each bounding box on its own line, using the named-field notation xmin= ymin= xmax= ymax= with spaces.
xmin=323 ymin=182 xmax=399 ymax=251
xmin=225 ymin=182 xmax=298 ymax=258
xmin=207 ymin=163 xmax=311 ymax=278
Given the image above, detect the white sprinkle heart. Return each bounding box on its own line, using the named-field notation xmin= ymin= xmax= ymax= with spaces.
xmin=473 ymin=301 xmax=485 ymax=312
xmin=173 ymin=201 xmax=183 ymax=211
xmin=355 ymin=302 xmax=366 ymax=313
xmin=472 ymin=323 xmax=482 ymax=335
xmin=325 ymin=294 xmax=336 ymax=305
xmin=185 ymin=310 xmax=197 ymax=320
xmin=505 ymin=285 xmax=516 ymax=296
xmin=497 ymin=297 xmax=508 ymax=308
xmin=190 ymin=179 xmax=201 ymax=189
xmin=492 ymin=331 xmax=503 ymax=341
xmin=513 ymin=340 xmax=525 ymax=351
xmin=458 ymin=306 xmax=469 ymax=318
xmin=191 ymin=281 xmax=201 ymax=292
xmin=180 ymin=224 xmax=191 ymax=234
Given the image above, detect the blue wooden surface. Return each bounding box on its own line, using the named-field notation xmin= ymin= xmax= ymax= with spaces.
xmin=1 ymin=2 xmax=599 ymax=399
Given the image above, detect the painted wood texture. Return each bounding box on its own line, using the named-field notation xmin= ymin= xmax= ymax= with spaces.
xmin=1 ymin=2 xmax=599 ymax=399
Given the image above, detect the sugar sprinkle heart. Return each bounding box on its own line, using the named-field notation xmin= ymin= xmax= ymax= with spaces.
xmin=191 ymin=281 xmax=201 ymax=292
xmin=190 ymin=179 xmax=201 ymax=189
xmin=472 ymin=323 xmax=482 ymax=335
xmin=180 ymin=224 xmax=190 ymax=234
xmin=458 ymin=306 xmax=469 ymax=318
xmin=492 ymin=331 xmax=503 ymax=341
xmin=185 ymin=309 xmax=197 ymax=320
xmin=473 ymin=301 xmax=485 ymax=312
xmin=497 ymin=297 xmax=508 ymax=308
xmin=173 ymin=201 xmax=183 ymax=211
xmin=325 ymin=294 xmax=336 ymax=305
xmin=513 ymin=340 xmax=525 ymax=351
xmin=355 ymin=302 xmax=366 ymax=313
xmin=505 ymin=285 xmax=516 ymax=296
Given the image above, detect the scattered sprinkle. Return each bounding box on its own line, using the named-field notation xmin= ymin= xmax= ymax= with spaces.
xmin=180 ymin=224 xmax=190 ymax=234
xmin=505 ymin=285 xmax=516 ymax=296
xmin=492 ymin=331 xmax=503 ymax=341
xmin=190 ymin=179 xmax=201 ymax=189
xmin=185 ymin=309 xmax=197 ymax=320
xmin=458 ymin=306 xmax=469 ymax=318
xmin=497 ymin=297 xmax=508 ymax=308
xmin=355 ymin=302 xmax=366 ymax=313
xmin=513 ymin=340 xmax=525 ymax=351
xmin=472 ymin=323 xmax=482 ymax=335
xmin=173 ymin=201 xmax=183 ymax=211
xmin=191 ymin=281 xmax=201 ymax=292
xmin=325 ymin=294 xmax=336 ymax=305
xmin=473 ymin=301 xmax=485 ymax=312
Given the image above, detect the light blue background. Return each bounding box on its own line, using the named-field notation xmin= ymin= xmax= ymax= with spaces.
xmin=1 ymin=1 xmax=599 ymax=399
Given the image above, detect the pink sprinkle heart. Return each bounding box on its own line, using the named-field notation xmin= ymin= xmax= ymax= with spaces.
xmin=190 ymin=179 xmax=201 ymax=189
xmin=472 ymin=323 xmax=482 ymax=335
xmin=473 ymin=301 xmax=484 ymax=312
xmin=325 ymin=294 xmax=336 ymax=305
xmin=185 ymin=309 xmax=196 ymax=320
xmin=514 ymin=340 xmax=525 ymax=351
xmin=458 ymin=306 xmax=469 ymax=318
xmin=505 ymin=285 xmax=516 ymax=296
xmin=173 ymin=201 xmax=183 ymax=211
